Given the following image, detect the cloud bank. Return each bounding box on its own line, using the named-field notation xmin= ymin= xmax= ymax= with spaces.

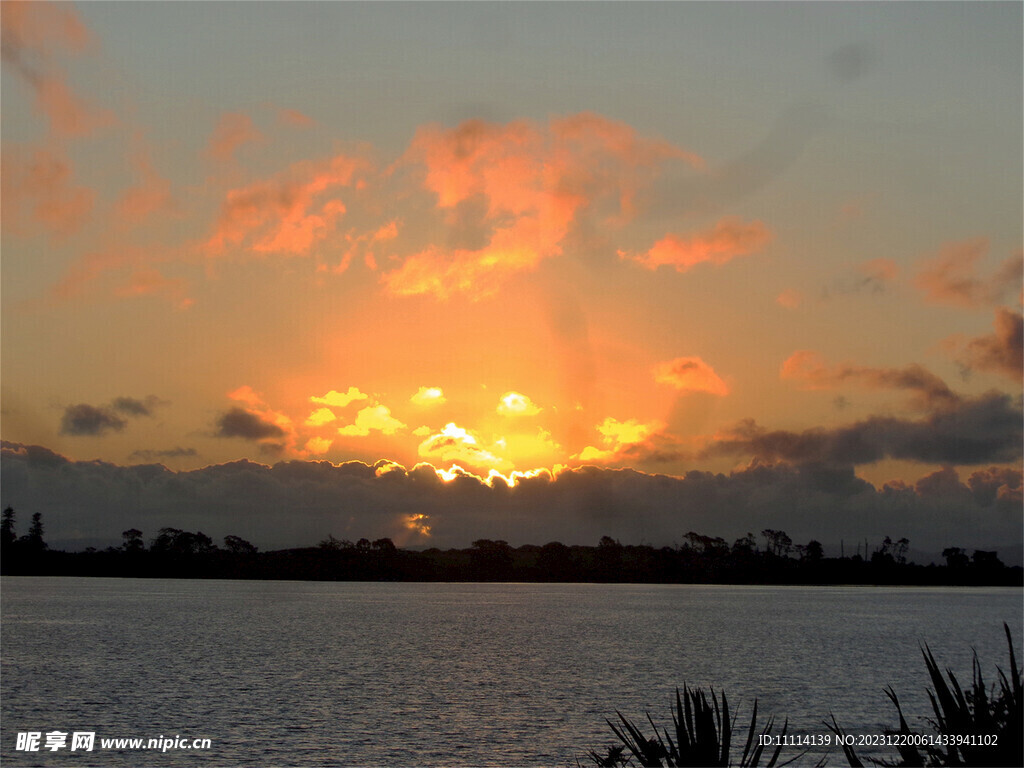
xmin=2 ymin=442 xmax=1019 ymax=558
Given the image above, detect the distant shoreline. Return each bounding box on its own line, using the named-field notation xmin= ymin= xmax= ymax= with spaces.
xmin=3 ymin=540 xmax=1021 ymax=587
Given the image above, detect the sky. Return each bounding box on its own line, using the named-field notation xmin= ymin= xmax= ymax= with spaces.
xmin=1 ymin=1 xmax=1021 ymax=555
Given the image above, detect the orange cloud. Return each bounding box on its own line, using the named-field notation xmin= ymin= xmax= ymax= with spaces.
xmin=311 ymin=388 xmax=368 ymax=408
xmin=113 ymin=269 xmax=191 ymax=309
xmin=305 ymin=407 xmax=338 ymax=427
xmin=206 ymin=112 xmax=263 ymax=163
xmin=620 ymin=217 xmax=771 ymax=272
xmin=781 ymin=351 xmax=960 ymax=411
xmin=417 ymin=422 xmax=511 ymax=471
xmin=497 ymin=391 xmax=541 ymax=416
xmin=1 ymin=146 xmax=94 ymax=236
xmin=115 ymin=143 xmax=173 ymax=223
xmin=206 ymin=154 xmax=366 ymax=256
xmin=578 ymin=417 xmax=666 ymax=463
xmin=1 ymin=0 xmax=112 ymax=138
xmin=338 ymin=405 xmax=406 ymax=437
xmin=331 ymin=220 xmax=399 ymax=275
xmin=35 ymin=74 xmax=113 ymax=138
xmin=304 ymin=436 xmax=333 ymax=455
xmin=915 ymin=239 xmax=1022 ymax=309
xmin=654 ymin=357 xmax=729 ymax=396
xmin=384 ymin=113 xmax=701 ymax=299
xmin=278 ymin=108 xmax=315 ymax=128
xmin=1 ymin=0 xmax=93 ymax=56
xmin=410 ymin=386 xmax=446 ymax=406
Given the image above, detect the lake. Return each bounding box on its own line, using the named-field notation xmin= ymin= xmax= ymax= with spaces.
xmin=2 ymin=577 xmax=1021 ymax=766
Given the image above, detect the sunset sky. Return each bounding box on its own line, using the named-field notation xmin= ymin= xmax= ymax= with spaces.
xmin=2 ymin=2 xmax=1021 ymax=553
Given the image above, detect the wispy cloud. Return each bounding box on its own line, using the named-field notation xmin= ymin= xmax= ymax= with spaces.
xmin=915 ymin=239 xmax=1021 ymax=309
xmin=620 ymin=217 xmax=771 ymax=272
xmin=654 ymin=356 xmax=729 ymax=396
xmin=781 ymin=351 xmax=961 ymax=412
xmin=205 ymin=111 xmax=263 ymax=163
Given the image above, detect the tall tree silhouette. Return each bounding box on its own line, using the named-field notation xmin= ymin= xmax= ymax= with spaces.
xmin=1 ymin=506 xmax=16 ymax=554
xmin=21 ymin=512 xmax=47 ymax=553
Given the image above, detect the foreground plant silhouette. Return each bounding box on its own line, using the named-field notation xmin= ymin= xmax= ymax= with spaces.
xmin=585 ymin=685 xmax=793 ymax=767
xmin=828 ymin=622 xmax=1021 ymax=767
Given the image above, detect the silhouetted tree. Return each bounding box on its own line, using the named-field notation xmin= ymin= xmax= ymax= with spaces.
xmin=597 ymin=536 xmax=624 ymax=579
xmin=761 ymin=529 xmax=792 ymax=558
xmin=943 ymin=546 xmax=970 ymax=569
xmin=684 ymin=531 xmax=729 ymax=558
xmin=151 ymin=527 xmax=215 ymax=557
xmin=1 ymin=506 xmax=16 ymax=553
xmin=223 ymin=535 xmax=258 ymax=555
xmin=536 ymin=541 xmax=573 ymax=580
xmin=893 ymin=537 xmax=909 ymax=565
xmin=371 ymin=538 xmax=396 ymax=552
xmin=803 ymin=540 xmax=824 ymax=563
xmin=972 ymin=550 xmax=1004 ymax=570
xmin=731 ymin=532 xmax=758 ymax=556
xmin=319 ymin=534 xmax=345 ymax=550
xmin=871 ymin=536 xmax=900 ymax=567
xmin=469 ymin=539 xmax=513 ymax=580
xmin=122 ymin=528 xmax=145 ymax=553
xmin=21 ymin=512 xmax=46 ymax=553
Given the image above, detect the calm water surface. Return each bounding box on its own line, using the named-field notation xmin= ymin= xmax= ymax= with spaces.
xmin=2 ymin=578 xmax=1021 ymax=767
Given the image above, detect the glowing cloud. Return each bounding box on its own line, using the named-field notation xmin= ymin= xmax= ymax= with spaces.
xmin=338 ymin=405 xmax=406 ymax=437
xmin=578 ymin=417 xmax=666 ymax=463
xmin=654 ymin=357 xmax=729 ymax=396
xmin=383 ymin=113 xmax=701 ymax=299
xmin=305 ymin=407 xmax=337 ymax=427
xmin=304 ymin=436 xmax=333 ymax=455
xmin=418 ymin=422 xmax=511 ymax=471
xmin=621 ymin=217 xmax=771 ymax=272
xmin=405 ymin=513 xmax=432 ymax=537
xmin=497 ymin=391 xmax=541 ymax=416
xmin=410 ymin=386 xmax=446 ymax=406
xmin=206 ymin=154 xmax=365 ymax=256
xmin=310 ymin=388 xmax=368 ymax=408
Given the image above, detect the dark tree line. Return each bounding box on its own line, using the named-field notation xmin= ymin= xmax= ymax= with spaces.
xmin=0 ymin=507 xmax=1019 ymax=585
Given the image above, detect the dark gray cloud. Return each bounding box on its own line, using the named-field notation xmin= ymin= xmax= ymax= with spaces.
xmin=953 ymin=309 xmax=1023 ymax=381
xmin=60 ymin=404 xmax=127 ymax=436
xmin=112 ymin=395 xmax=165 ymax=417
xmin=214 ymin=407 xmax=286 ymax=440
xmin=1 ymin=441 xmax=1019 ymax=559
xmin=703 ymin=393 xmax=1021 ymax=467
xmin=59 ymin=395 xmax=165 ymax=436
xmin=129 ymin=447 xmax=198 ymax=462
